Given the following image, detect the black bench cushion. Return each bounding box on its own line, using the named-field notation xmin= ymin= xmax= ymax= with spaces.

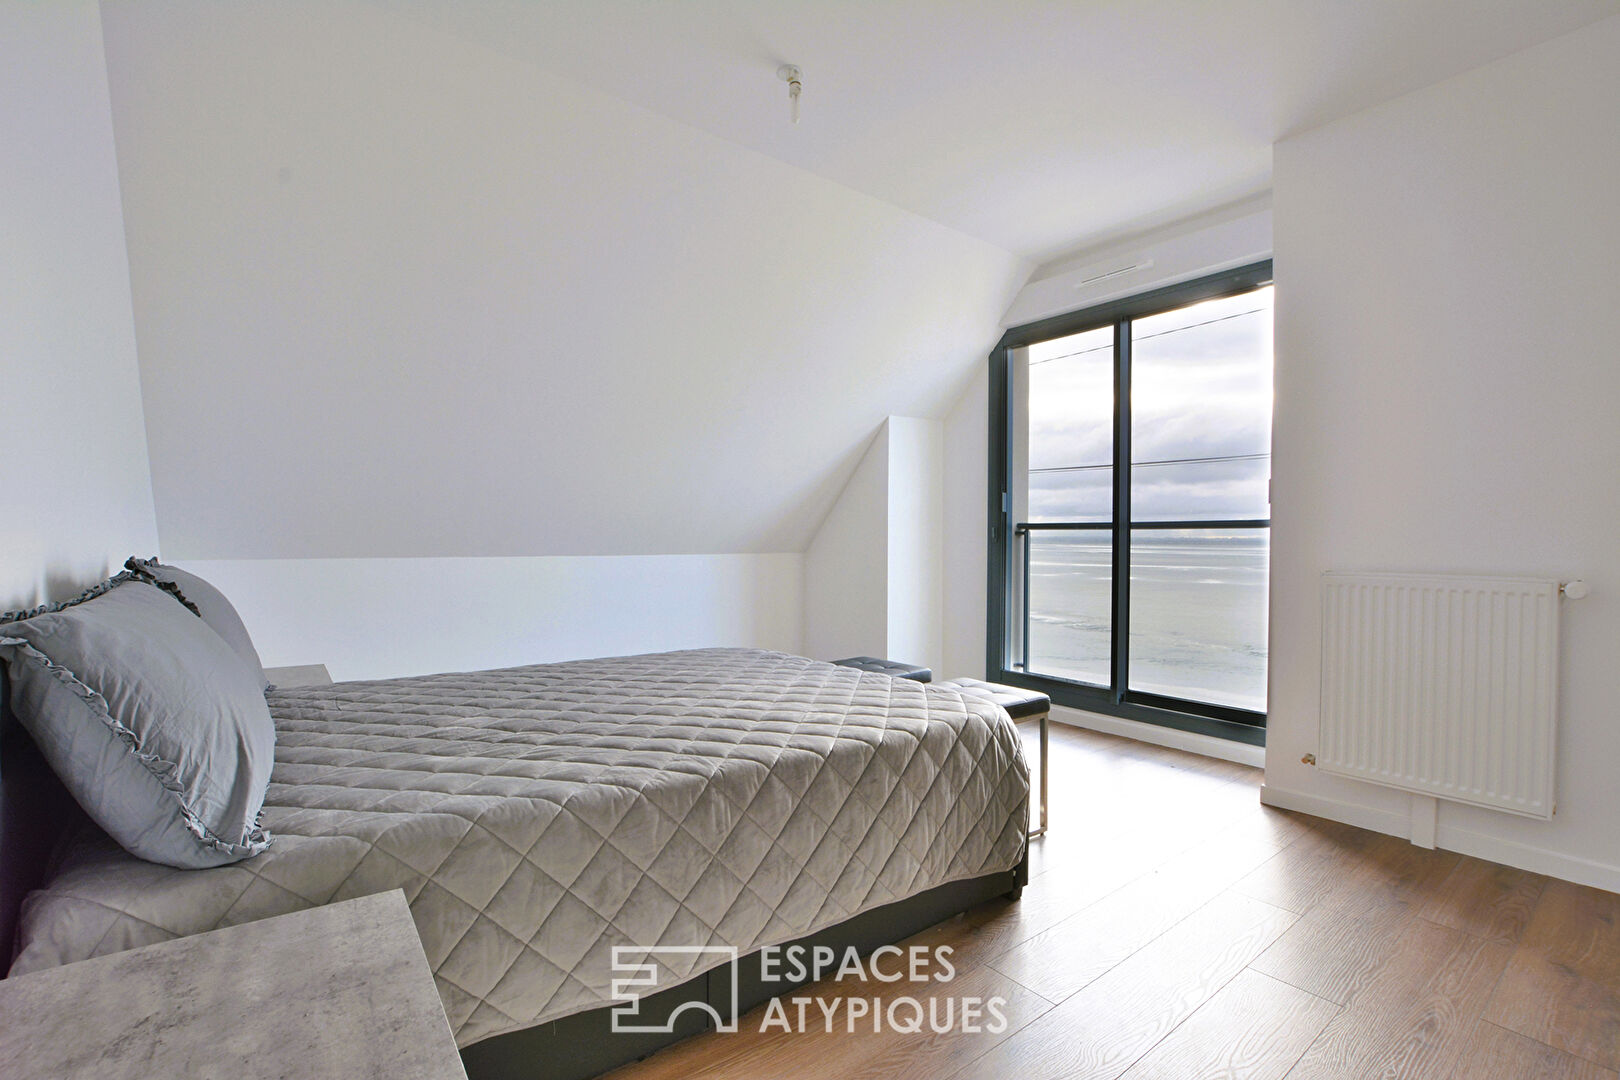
xmin=831 ymin=656 xmax=933 ymax=682
xmin=936 ymin=677 xmax=1050 ymax=720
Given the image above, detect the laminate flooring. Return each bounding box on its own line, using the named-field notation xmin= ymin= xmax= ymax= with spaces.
xmin=604 ymin=725 xmax=1620 ymax=1080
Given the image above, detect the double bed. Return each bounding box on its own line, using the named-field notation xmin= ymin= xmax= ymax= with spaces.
xmin=3 ymin=646 xmax=1030 ymax=1078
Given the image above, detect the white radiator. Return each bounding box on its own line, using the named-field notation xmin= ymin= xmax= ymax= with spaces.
xmin=1318 ymin=572 xmax=1560 ymax=819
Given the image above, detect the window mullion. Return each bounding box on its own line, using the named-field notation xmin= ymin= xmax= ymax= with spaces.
xmin=1110 ymin=319 xmax=1132 ymax=701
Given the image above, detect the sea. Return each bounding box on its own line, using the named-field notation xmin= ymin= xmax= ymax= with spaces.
xmin=1024 ymin=530 xmax=1268 ymax=713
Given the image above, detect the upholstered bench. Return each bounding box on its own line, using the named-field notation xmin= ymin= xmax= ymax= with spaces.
xmin=832 ymin=656 xmax=933 ymax=682
xmin=936 ymin=678 xmax=1050 ymax=838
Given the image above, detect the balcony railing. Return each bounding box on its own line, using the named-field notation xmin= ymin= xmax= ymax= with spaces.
xmin=1011 ymin=518 xmax=1270 ymax=720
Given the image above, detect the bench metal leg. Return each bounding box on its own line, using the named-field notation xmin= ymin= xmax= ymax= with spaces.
xmin=1027 ymin=710 xmax=1048 ymax=839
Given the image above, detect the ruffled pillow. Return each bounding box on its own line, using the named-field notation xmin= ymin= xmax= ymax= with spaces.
xmin=0 ymin=574 xmax=274 ymax=868
xmin=125 ymin=556 xmax=270 ymax=691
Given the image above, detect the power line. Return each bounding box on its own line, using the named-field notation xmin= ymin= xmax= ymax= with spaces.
xmin=1030 ymin=452 xmax=1269 ymax=475
xmin=1027 ymin=306 xmax=1268 ymax=367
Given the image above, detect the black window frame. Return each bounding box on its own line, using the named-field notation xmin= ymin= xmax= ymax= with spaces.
xmin=986 ymin=260 xmax=1274 ymax=746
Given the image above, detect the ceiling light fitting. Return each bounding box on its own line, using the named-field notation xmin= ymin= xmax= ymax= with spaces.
xmin=777 ymin=64 xmax=802 ymax=124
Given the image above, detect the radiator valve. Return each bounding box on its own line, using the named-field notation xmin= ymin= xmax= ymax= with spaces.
xmin=1301 ymin=753 xmax=1317 ymax=766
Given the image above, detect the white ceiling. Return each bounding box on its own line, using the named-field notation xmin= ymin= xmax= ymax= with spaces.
xmin=377 ymin=0 xmax=1619 ymax=262
xmin=100 ymin=0 xmax=1028 ymax=559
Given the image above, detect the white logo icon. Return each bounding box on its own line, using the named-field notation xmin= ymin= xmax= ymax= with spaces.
xmin=610 ymin=945 xmax=740 ymax=1034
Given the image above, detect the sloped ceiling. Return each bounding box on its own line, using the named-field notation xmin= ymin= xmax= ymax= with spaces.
xmin=100 ymin=1 xmax=1028 ymax=559
xmin=374 ymin=0 xmax=1620 ymax=261
xmin=98 ymin=1 xmax=1618 ymax=560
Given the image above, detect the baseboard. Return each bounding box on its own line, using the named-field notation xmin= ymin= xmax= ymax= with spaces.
xmin=1260 ymin=783 xmax=1620 ymax=894
xmin=1436 ymin=826 xmax=1620 ymax=895
xmin=1258 ymin=783 xmax=1411 ymax=837
xmin=1054 ymin=706 xmax=1266 ymax=768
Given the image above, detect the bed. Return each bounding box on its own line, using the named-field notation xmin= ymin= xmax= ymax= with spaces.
xmin=2 ymin=647 xmax=1029 ymax=1078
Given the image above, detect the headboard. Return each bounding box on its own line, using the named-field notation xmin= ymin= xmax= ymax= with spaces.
xmin=0 ymin=665 xmax=80 ymax=974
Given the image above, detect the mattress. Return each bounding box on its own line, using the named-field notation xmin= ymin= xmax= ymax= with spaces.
xmin=10 ymin=648 xmax=1029 ymax=1047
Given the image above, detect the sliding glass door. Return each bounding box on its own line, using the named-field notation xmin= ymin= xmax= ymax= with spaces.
xmin=1023 ymin=324 xmax=1114 ymax=684
xmin=989 ymin=263 xmax=1273 ymax=741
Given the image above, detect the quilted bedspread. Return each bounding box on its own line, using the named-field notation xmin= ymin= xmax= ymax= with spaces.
xmin=11 ymin=648 xmax=1029 ymax=1046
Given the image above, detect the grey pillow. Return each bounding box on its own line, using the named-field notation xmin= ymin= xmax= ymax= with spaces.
xmin=0 ymin=574 xmax=274 ymax=869
xmin=126 ymin=556 xmax=269 ymax=691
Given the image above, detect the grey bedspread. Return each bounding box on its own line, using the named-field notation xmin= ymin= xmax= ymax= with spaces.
xmin=11 ymin=648 xmax=1029 ymax=1046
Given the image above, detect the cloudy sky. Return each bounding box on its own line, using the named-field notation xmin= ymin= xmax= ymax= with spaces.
xmin=1025 ymin=287 xmax=1273 ymax=523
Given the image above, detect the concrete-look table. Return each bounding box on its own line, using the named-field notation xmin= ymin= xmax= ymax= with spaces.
xmin=0 ymin=889 xmax=465 ymax=1080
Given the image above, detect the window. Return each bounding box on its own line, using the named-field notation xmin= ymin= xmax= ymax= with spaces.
xmin=988 ymin=262 xmax=1273 ymax=743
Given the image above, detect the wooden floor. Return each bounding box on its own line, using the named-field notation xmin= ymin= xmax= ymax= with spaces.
xmin=604 ymin=724 xmax=1620 ymax=1080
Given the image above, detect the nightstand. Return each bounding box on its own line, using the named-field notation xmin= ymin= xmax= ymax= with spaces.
xmin=265 ymin=663 xmax=334 ymax=687
xmin=0 ymin=890 xmax=465 ymax=1080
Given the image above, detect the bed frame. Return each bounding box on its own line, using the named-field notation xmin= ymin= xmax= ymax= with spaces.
xmin=0 ymin=666 xmax=1028 ymax=1080
xmin=0 ymin=666 xmax=84 ymax=977
xmin=461 ymin=857 xmax=1025 ymax=1080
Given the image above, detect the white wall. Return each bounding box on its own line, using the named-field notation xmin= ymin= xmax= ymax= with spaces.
xmin=1265 ymin=16 xmax=1620 ymax=890
xmin=802 ymin=427 xmax=889 ymax=664
xmin=88 ymin=1 xmax=1024 ymax=677
xmin=98 ymin=1 xmax=1027 ymax=563
xmin=181 ymin=554 xmax=801 ymax=682
xmin=802 ymin=416 xmax=946 ymax=674
xmin=1003 ymin=195 xmax=1274 ymax=327
xmin=0 ymin=1 xmax=157 ymax=611
xmin=941 ymin=373 xmax=991 ymax=682
xmin=884 ymin=417 xmax=945 ymax=673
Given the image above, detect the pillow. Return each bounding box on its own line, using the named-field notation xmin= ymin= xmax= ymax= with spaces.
xmin=125 ymin=556 xmax=269 ymax=691
xmin=0 ymin=573 xmax=274 ymax=869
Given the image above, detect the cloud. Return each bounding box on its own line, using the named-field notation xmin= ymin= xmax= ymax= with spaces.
xmin=1024 ymin=288 xmax=1272 ymax=523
